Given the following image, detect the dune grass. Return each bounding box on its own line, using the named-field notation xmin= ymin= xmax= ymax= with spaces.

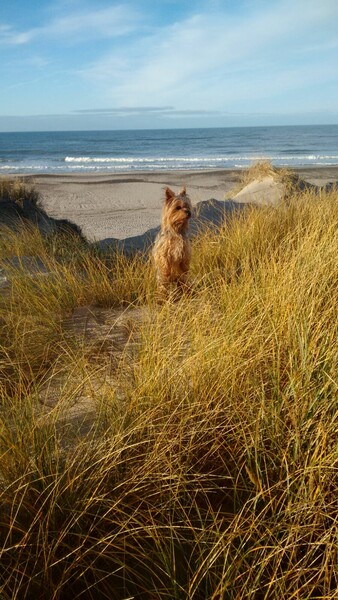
xmin=0 ymin=178 xmax=337 ymax=599
xmin=0 ymin=177 xmax=40 ymax=208
xmin=232 ymin=160 xmax=311 ymax=198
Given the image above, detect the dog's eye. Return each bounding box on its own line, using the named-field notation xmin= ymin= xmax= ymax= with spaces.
xmin=175 ymin=206 xmax=181 ymax=210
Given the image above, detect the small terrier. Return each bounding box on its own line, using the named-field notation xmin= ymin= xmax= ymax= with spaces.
xmin=152 ymin=186 xmax=192 ymax=299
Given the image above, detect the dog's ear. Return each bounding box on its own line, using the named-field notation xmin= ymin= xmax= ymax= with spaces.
xmin=165 ymin=187 xmax=176 ymax=204
xmin=180 ymin=186 xmax=186 ymax=196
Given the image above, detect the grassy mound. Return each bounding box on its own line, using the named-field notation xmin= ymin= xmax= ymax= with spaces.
xmin=0 ymin=177 xmax=40 ymax=208
xmin=0 ymin=177 xmax=85 ymax=241
xmin=234 ymin=160 xmax=313 ymax=198
xmin=0 ymin=177 xmax=337 ymax=598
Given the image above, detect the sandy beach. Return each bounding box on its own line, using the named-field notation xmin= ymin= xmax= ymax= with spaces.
xmin=18 ymin=166 xmax=338 ymax=243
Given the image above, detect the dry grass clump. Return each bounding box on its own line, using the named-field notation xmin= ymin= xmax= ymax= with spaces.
xmin=239 ymin=159 xmax=295 ymax=183
xmin=239 ymin=159 xmax=280 ymax=182
xmin=237 ymin=160 xmax=309 ymax=195
xmin=0 ymin=179 xmax=337 ymax=598
xmin=0 ymin=177 xmax=40 ymax=207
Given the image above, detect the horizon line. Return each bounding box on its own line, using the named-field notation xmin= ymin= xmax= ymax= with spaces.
xmin=1 ymin=122 xmax=338 ymax=135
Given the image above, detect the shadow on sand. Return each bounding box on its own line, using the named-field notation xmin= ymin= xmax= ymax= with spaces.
xmin=97 ymin=198 xmax=247 ymax=254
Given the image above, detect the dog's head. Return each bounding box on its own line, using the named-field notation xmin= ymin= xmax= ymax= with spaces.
xmin=162 ymin=187 xmax=192 ymax=233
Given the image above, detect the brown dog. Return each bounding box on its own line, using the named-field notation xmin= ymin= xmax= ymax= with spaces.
xmin=152 ymin=186 xmax=192 ymax=300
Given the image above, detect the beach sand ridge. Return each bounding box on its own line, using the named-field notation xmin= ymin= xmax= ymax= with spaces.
xmin=10 ymin=166 xmax=338 ymax=242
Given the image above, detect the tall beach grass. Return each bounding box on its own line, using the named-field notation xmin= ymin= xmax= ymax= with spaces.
xmin=0 ymin=176 xmax=337 ymax=598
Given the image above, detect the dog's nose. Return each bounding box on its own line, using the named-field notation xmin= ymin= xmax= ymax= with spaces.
xmin=185 ymin=209 xmax=191 ymax=217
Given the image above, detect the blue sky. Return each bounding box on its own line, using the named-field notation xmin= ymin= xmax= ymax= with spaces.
xmin=1 ymin=0 xmax=338 ymax=131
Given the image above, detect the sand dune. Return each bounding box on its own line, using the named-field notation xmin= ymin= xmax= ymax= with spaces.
xmin=10 ymin=166 xmax=338 ymax=244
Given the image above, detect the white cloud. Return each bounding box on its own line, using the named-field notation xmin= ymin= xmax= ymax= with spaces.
xmin=40 ymin=5 xmax=140 ymax=39
xmin=0 ymin=24 xmax=34 ymax=45
xmin=0 ymin=4 xmax=140 ymax=46
xmin=81 ymin=0 xmax=338 ymax=112
xmin=72 ymin=106 xmax=218 ymax=117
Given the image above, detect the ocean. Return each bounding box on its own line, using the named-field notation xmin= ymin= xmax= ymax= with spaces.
xmin=0 ymin=125 xmax=337 ymax=174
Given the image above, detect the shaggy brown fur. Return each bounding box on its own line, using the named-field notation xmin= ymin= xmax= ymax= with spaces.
xmin=152 ymin=186 xmax=192 ymax=300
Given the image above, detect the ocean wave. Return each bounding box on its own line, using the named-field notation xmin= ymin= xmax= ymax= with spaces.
xmin=64 ymin=156 xmax=236 ymax=163
xmin=2 ymin=153 xmax=338 ymax=174
xmin=64 ymin=154 xmax=338 ymax=164
xmin=0 ymin=164 xmax=50 ymax=171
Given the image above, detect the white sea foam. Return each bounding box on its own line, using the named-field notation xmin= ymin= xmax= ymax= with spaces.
xmin=2 ymin=153 xmax=338 ymax=174
xmin=64 ymin=154 xmax=338 ymax=165
xmin=64 ymin=156 xmax=237 ymax=163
